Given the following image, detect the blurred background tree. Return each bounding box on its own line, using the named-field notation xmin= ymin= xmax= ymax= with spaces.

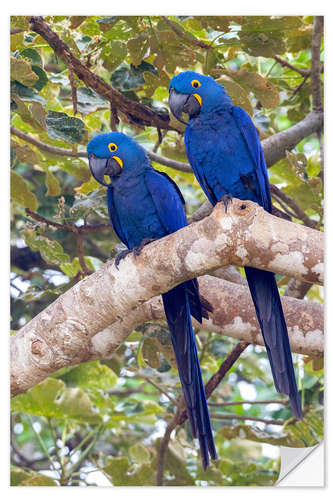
xmin=10 ymin=15 xmax=323 ymax=486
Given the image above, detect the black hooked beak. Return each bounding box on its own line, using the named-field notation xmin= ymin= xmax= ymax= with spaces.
xmin=168 ymin=88 xmax=202 ymax=124
xmin=88 ymin=154 xmax=123 ymax=186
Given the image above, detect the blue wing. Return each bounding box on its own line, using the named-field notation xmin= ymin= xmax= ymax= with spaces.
xmin=185 ymin=129 xmax=218 ymax=205
xmin=106 ymin=186 xmax=130 ymax=247
xmin=144 ymin=169 xmax=188 ymax=233
xmin=232 ymin=106 xmax=272 ymax=213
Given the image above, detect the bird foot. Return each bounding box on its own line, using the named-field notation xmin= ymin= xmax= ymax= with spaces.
xmin=133 ymin=238 xmax=157 ymax=258
xmin=114 ymin=238 xmax=157 ymax=269
xmin=220 ymin=194 xmax=233 ymax=213
xmin=114 ymin=249 xmax=132 ymax=269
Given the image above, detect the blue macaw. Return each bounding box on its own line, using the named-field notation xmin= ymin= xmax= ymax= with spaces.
xmin=168 ymin=71 xmax=302 ymax=419
xmin=87 ymin=132 xmax=217 ymax=468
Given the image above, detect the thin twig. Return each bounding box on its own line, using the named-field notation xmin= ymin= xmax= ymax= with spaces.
xmin=273 ymin=56 xmax=309 ymax=77
xmin=208 ymin=398 xmax=288 ymax=407
xmin=311 ymin=16 xmax=324 ymax=112
xmin=210 ymin=413 xmax=285 ymax=425
xmin=270 ymin=185 xmax=318 ymax=229
xmin=156 ymin=404 xmax=183 ymax=486
xmin=75 ymin=230 xmax=93 ymax=276
xmin=178 ymin=341 xmax=250 ymax=426
xmin=140 ymin=375 xmax=178 ymax=405
xmin=25 ymin=208 xmax=110 ymax=234
xmin=68 ymin=66 xmax=78 ymax=115
xmin=156 ymin=341 xmax=249 ymax=485
xmin=110 ymin=103 xmax=119 ymax=132
xmin=162 ymin=16 xmax=213 ymax=50
xmin=290 ymin=74 xmax=310 ymax=99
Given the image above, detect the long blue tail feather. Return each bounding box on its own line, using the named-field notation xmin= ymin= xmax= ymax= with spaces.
xmin=245 ymin=266 xmax=302 ymax=419
xmin=162 ymin=284 xmax=217 ymax=469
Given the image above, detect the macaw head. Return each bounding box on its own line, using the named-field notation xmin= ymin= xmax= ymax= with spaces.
xmin=169 ymin=71 xmax=232 ymax=124
xmin=87 ymin=132 xmax=147 ymax=186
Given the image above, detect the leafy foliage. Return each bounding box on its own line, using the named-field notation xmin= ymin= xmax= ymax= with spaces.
xmin=10 ymin=15 xmax=323 ymax=486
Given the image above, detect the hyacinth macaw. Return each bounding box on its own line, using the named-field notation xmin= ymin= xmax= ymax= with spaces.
xmin=87 ymin=132 xmax=217 ymax=468
xmin=168 ymin=71 xmax=302 ymax=419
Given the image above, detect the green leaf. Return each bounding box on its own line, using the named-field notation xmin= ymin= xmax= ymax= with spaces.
xmin=101 ymin=41 xmax=128 ymax=73
xmin=29 ymin=102 xmax=47 ymax=130
xmin=70 ymin=189 xmax=109 ymax=220
xmin=11 ymin=139 xmax=40 ymax=164
xmin=22 ymin=227 xmax=70 ymax=266
xmin=45 ymin=110 xmax=87 ymax=145
xmin=103 ymin=456 xmax=156 ymax=486
xmin=31 ymin=65 xmax=48 ymax=91
xmin=11 ymin=81 xmax=46 ymax=104
xmin=11 ymin=377 xmax=102 ymax=423
xmin=20 ymin=48 xmax=43 ymax=66
xmin=75 ymin=176 xmax=101 ymax=194
xmin=11 ymin=378 xmax=65 ymax=416
xmin=69 ymin=16 xmax=87 ymax=29
xmin=223 ymin=68 xmax=280 ymax=108
xmin=76 ymin=87 xmax=109 ymax=116
xmin=129 ymin=443 xmax=151 ymax=464
xmin=218 ymin=424 xmax=304 ymax=447
xmin=11 ymin=170 xmax=38 ymax=211
xmin=11 ymin=57 xmax=39 ymax=87
xmin=216 ymin=76 xmax=253 ymax=116
xmin=111 ymin=62 xmax=157 ymax=92
xmin=45 ymin=170 xmax=61 ymax=196
xmin=10 ymin=33 xmax=25 ymax=52
xmin=59 ymin=361 xmax=118 ymax=390
xmin=10 ymin=16 xmax=30 ymax=30
xmin=11 ymin=466 xmax=58 ymax=486
xmin=142 ymin=337 xmax=160 ymax=368
xmin=60 ymin=257 xmax=82 ymax=278
xmin=127 ymin=35 xmax=149 ymax=66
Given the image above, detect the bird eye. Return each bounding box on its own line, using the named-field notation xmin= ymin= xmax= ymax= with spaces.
xmin=191 ymin=80 xmax=201 ymax=89
xmin=108 ymin=143 xmax=117 ymax=153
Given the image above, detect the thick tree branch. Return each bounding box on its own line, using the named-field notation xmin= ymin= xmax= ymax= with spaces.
xmin=29 ymin=16 xmax=178 ymax=132
xmin=90 ymin=275 xmax=323 ymax=363
xmin=261 ymin=111 xmax=323 ymax=166
xmin=11 ymin=200 xmax=323 ymax=396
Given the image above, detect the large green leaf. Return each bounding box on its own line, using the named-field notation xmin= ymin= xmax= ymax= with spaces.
xmin=59 ymin=361 xmax=118 ymax=390
xmin=11 ymin=466 xmax=58 ymax=486
xmin=22 ymin=226 xmax=70 ymax=266
xmin=11 ymin=57 xmax=39 ymax=87
xmin=45 ymin=110 xmax=87 ymax=145
xmin=103 ymin=456 xmax=156 ymax=486
xmin=222 ymin=68 xmax=280 ymax=108
xmin=76 ymin=87 xmax=109 ymax=115
xmin=11 ymin=377 xmax=102 ymax=423
xmin=11 ymin=170 xmax=38 ymax=211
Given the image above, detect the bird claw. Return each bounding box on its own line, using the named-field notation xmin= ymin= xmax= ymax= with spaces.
xmin=132 ymin=238 xmax=156 ymax=258
xmin=220 ymin=193 xmax=233 ymax=213
xmin=114 ymin=238 xmax=157 ymax=269
xmin=114 ymin=249 xmax=132 ymax=269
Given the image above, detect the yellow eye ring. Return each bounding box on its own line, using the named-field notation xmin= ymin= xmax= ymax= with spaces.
xmin=108 ymin=143 xmax=118 ymax=153
xmin=191 ymin=79 xmax=201 ymax=89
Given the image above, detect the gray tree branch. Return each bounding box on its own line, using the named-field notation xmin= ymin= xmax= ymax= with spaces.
xmin=11 ymin=199 xmax=323 ymax=396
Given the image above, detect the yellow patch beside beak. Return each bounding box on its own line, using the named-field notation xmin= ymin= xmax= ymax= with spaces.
xmin=112 ymin=156 xmax=123 ymax=169
xmin=193 ymin=93 xmax=202 ymax=106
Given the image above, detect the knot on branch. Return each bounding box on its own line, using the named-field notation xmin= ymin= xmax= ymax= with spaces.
xmin=213 ymin=198 xmax=260 ymax=231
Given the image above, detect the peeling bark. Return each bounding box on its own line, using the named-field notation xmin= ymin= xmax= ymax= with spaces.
xmin=89 ymin=275 xmax=323 ymax=360
xmin=10 ymin=199 xmax=323 ymax=396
